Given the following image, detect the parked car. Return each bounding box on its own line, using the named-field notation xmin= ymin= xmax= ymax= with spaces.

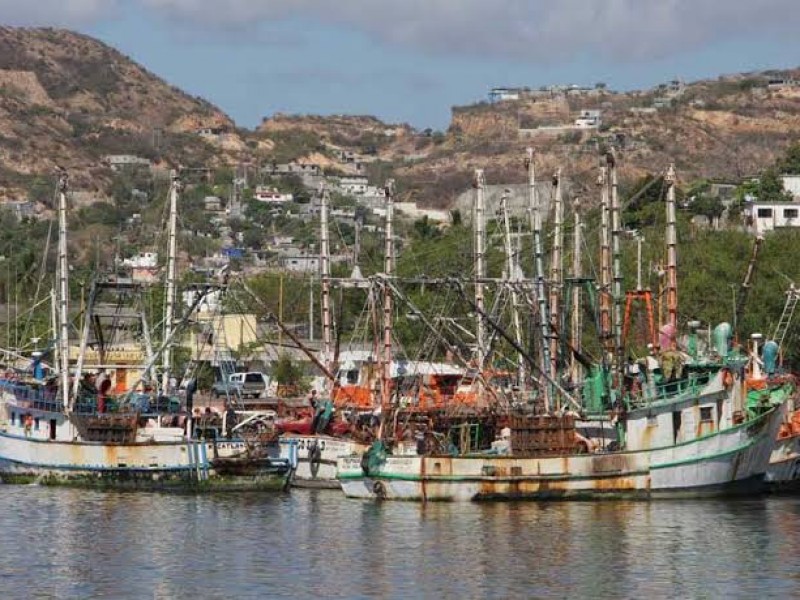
xmin=212 ymin=372 xmax=269 ymax=399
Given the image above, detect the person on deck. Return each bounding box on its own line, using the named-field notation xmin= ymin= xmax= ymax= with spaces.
xmin=225 ymin=403 xmax=237 ymax=439
xmin=96 ymin=370 xmax=111 ymax=413
xmin=185 ymin=377 xmax=197 ymax=413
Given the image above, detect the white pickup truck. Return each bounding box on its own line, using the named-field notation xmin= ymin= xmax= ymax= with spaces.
xmin=211 ymin=372 xmax=269 ymax=399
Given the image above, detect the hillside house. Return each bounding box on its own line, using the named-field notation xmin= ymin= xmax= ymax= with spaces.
xmin=338 ymin=176 xmax=370 ymax=195
xmin=195 ymin=126 xmax=227 ymax=137
xmin=781 ymin=175 xmax=800 ymax=200
xmin=254 ymin=186 xmax=293 ymax=203
xmin=574 ymin=109 xmax=602 ymax=129
xmin=105 ymin=155 xmax=151 ymax=171
xmin=746 ymin=202 xmax=800 ymax=235
xmin=489 ymin=87 xmax=522 ymax=102
xmin=264 ymin=162 xmax=322 ymax=177
xmin=203 ymin=196 xmax=224 ymax=212
xmin=767 ymin=78 xmax=800 ymax=90
xmin=4 ymin=200 xmax=36 ymax=220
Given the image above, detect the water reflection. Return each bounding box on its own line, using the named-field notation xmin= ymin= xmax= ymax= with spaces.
xmin=1 ymin=487 xmax=799 ymax=599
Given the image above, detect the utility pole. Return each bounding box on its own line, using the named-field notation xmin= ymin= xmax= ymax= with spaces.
xmin=56 ymin=169 xmax=70 ymax=411
xmin=526 ymin=148 xmax=550 ymax=412
xmin=665 ymin=164 xmax=679 ymax=340
xmin=473 ymin=169 xmax=487 ymax=367
xmin=500 ymin=189 xmax=525 ymax=387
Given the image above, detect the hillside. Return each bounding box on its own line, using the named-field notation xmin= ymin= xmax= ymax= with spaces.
xmin=0 ymin=27 xmax=239 ymax=202
xmin=1 ymin=27 xmax=799 ymax=214
xmin=394 ymin=70 xmax=800 ymax=207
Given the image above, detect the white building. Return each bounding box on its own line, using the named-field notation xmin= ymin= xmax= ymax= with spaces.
xmin=489 ymin=87 xmax=521 ymax=102
xmin=747 ymin=202 xmax=800 ymax=234
xmin=254 ymin=186 xmax=293 ymax=203
xmin=338 ymin=176 xmax=370 ymax=196
xmin=105 ymin=155 xmax=151 ymax=171
xmin=574 ymin=109 xmax=602 ymax=128
xmin=781 ymin=175 xmax=800 ymax=200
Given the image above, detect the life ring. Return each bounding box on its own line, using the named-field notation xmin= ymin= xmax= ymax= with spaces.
xmin=308 ymin=441 xmax=322 ymax=478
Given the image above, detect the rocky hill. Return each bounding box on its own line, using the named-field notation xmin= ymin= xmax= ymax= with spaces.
xmin=394 ymin=70 xmax=800 ymax=208
xmin=1 ymin=26 xmax=799 ymax=214
xmin=0 ymin=27 xmax=239 ymax=202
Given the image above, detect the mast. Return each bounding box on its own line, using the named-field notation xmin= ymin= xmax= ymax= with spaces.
xmin=598 ymin=165 xmax=613 ymax=358
xmin=56 ymin=169 xmax=70 ymax=410
xmin=381 ymin=180 xmax=395 ymax=409
xmin=526 ymin=148 xmax=550 ymax=411
xmin=473 ymin=169 xmax=487 ymax=366
xmin=51 ymin=288 xmax=59 ymax=378
xmin=570 ymin=208 xmax=583 ymax=384
xmin=665 ymin=164 xmax=679 ymax=336
xmin=549 ymin=169 xmax=564 ymax=382
xmin=500 ymin=189 xmax=525 ymax=387
xmin=319 ymin=184 xmax=332 ymax=367
xmin=608 ymin=151 xmax=623 ymax=367
xmin=161 ymin=170 xmax=180 ymax=393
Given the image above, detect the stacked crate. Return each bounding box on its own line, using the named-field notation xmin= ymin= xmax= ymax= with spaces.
xmin=509 ymin=414 xmax=576 ymax=456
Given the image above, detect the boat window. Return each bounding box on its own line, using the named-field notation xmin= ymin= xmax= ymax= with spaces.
xmin=49 ymin=419 xmax=57 ymax=441
xmin=346 ymin=370 xmax=359 ymax=384
xmin=700 ymin=407 xmax=713 ymax=422
xmin=511 ymin=466 xmax=522 ymax=476
xmin=482 ymin=465 xmax=497 ymax=476
xmin=757 ymin=208 xmax=773 ymax=218
xmin=34 ymin=418 xmax=40 ymax=431
xmin=10 ymin=412 xmax=15 ymax=426
xmin=244 ymin=373 xmax=263 ymax=383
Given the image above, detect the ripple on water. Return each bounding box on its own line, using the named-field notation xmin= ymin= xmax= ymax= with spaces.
xmin=0 ymin=488 xmax=799 ymax=599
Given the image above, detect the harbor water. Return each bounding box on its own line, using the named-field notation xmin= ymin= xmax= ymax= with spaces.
xmin=1 ymin=487 xmax=799 ymax=599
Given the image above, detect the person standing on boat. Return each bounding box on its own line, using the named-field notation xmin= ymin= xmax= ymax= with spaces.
xmin=96 ymin=369 xmax=111 ymax=413
xmin=307 ymin=389 xmax=319 ymax=413
xmin=225 ymin=402 xmax=237 ymax=439
xmin=185 ymin=377 xmax=197 ymax=413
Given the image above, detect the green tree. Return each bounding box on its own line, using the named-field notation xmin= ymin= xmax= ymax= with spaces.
xmin=776 ymin=142 xmax=800 ymax=175
xmin=688 ymin=194 xmax=724 ymax=227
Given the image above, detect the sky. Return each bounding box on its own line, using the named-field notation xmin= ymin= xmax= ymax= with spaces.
xmin=2 ymin=1 xmax=800 ymax=129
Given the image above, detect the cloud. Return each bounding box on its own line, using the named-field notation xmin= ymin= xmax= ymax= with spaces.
xmin=138 ymin=0 xmax=800 ymax=61
xmin=0 ymin=0 xmax=117 ymax=26
xmin=3 ymin=1 xmax=799 ymax=62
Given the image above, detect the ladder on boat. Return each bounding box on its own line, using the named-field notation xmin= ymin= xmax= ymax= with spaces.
xmin=773 ymin=284 xmax=800 ymax=350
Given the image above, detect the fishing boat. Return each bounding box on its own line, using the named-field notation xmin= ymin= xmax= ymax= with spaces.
xmin=0 ymin=170 xmax=295 ymax=490
xmin=337 ymin=156 xmax=797 ymax=501
xmin=339 ymin=338 xmax=793 ymax=500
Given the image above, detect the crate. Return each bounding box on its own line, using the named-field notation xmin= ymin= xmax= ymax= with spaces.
xmin=509 ymin=414 xmax=576 ymax=456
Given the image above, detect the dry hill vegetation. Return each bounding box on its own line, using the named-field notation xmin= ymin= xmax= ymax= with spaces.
xmin=0 ymin=26 xmax=799 ymax=214
xmin=0 ymin=27 xmax=236 ymax=200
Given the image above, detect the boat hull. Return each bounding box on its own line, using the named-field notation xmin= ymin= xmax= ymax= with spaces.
xmin=766 ymin=432 xmax=800 ymax=490
xmin=279 ymin=435 xmax=368 ymax=489
xmin=0 ymin=431 xmax=292 ymax=491
xmin=338 ymin=406 xmax=783 ymax=501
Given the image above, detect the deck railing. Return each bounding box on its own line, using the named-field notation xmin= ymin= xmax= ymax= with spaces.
xmin=627 ymin=371 xmax=713 ymax=410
